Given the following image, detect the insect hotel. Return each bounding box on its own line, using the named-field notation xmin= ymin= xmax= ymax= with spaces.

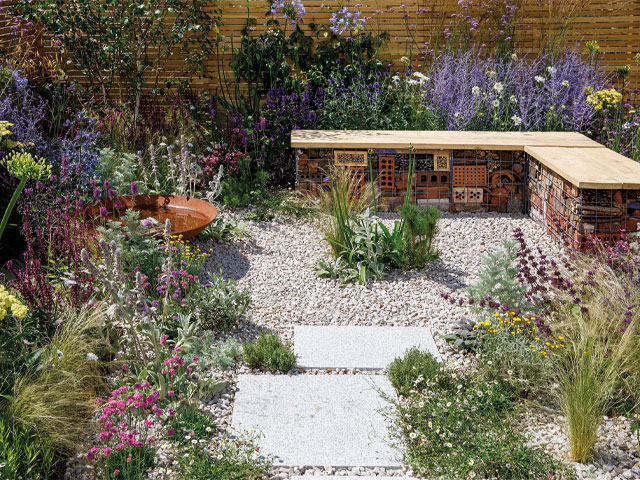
xmin=291 ymin=130 xmax=640 ymax=250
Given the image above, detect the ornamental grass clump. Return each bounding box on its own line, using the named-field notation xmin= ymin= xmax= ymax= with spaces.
xmin=552 ymin=253 xmax=640 ymax=463
xmin=4 ymin=302 xmax=108 ymax=466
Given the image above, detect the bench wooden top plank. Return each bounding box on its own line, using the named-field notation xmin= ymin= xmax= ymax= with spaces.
xmin=290 ymin=130 xmax=604 ymax=150
xmin=525 ymin=146 xmax=640 ymax=189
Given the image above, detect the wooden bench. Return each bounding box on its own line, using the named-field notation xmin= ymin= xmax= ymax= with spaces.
xmin=291 ymin=130 xmax=640 ymax=249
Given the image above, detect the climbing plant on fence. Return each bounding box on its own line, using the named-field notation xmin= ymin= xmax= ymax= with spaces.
xmin=11 ymin=0 xmax=222 ymax=120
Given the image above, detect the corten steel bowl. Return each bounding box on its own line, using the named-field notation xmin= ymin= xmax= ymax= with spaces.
xmin=88 ymin=195 xmax=218 ymax=240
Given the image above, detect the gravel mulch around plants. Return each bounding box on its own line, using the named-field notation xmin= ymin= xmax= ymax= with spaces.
xmin=66 ymin=212 xmax=640 ymax=479
xmin=201 ymin=211 xmax=640 ymax=480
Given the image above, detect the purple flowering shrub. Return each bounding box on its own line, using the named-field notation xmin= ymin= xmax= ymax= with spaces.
xmin=319 ymin=66 xmax=395 ymax=130
xmin=0 ymin=66 xmax=48 ymax=152
xmin=423 ymin=48 xmax=608 ymax=131
xmin=249 ymin=82 xmax=324 ymax=185
xmin=7 ymin=196 xmax=97 ymax=317
xmin=0 ymin=65 xmax=101 ymax=187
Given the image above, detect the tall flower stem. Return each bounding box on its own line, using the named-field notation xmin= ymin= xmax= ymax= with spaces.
xmin=0 ymin=177 xmax=27 ymax=243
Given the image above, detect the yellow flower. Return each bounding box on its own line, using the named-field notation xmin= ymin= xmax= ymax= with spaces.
xmin=0 ymin=284 xmax=28 ymax=320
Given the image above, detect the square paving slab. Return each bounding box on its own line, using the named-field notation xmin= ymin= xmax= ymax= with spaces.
xmin=294 ymin=325 xmax=442 ymax=370
xmin=231 ymin=374 xmax=401 ymax=467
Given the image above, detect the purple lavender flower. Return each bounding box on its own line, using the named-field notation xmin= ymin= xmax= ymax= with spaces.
xmin=99 ymin=206 xmax=108 ymax=218
xmin=130 ymin=181 xmax=138 ymax=195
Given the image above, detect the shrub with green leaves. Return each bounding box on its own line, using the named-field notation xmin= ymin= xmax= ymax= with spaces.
xmin=243 ymin=332 xmax=296 ymax=373
xmin=466 ymin=239 xmax=531 ymax=313
xmin=13 ymin=0 xmax=220 ymax=117
xmin=194 ymin=274 xmax=251 ymax=332
xmin=388 ymin=348 xmax=442 ymax=396
xmin=388 ymin=351 xmax=571 ymax=479
xmin=94 ymin=148 xmax=141 ymax=196
xmin=0 ymin=413 xmax=57 ymax=480
xmin=478 ymin=330 xmax=554 ymax=400
xmin=191 ymin=334 xmax=243 ymax=371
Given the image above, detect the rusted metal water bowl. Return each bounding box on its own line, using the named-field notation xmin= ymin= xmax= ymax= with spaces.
xmin=87 ymin=195 xmax=218 ymax=240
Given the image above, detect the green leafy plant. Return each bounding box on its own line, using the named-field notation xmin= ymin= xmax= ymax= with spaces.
xmin=193 ymin=274 xmax=251 ymax=332
xmin=388 ymin=351 xmax=571 ymax=479
xmin=0 ymin=412 xmax=57 ymax=480
xmin=466 ymin=239 xmax=531 ymax=313
xmin=388 ymin=348 xmax=441 ymax=396
xmin=398 ymin=203 xmax=441 ymax=268
xmin=243 ymin=332 xmax=295 ymax=373
xmin=14 ymin=0 xmax=221 ymax=119
xmin=94 ymin=148 xmax=141 ymax=196
xmin=478 ymin=330 xmax=554 ymax=400
xmin=103 ymin=445 xmax=156 ymax=480
xmin=177 ymin=433 xmax=270 ymax=480
xmin=191 ymin=334 xmax=242 ymax=371
xmin=169 ymin=404 xmax=215 ymax=444
xmin=197 ymin=217 xmax=247 ymax=243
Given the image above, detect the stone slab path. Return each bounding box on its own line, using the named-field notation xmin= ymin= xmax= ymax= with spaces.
xmin=294 ymin=325 xmax=442 ymax=369
xmin=231 ymin=374 xmax=401 ymax=467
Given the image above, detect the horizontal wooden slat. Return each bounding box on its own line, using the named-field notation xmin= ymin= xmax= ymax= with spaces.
xmin=1 ymin=0 xmax=638 ymax=95
xmin=291 ymin=130 xmax=604 ymax=150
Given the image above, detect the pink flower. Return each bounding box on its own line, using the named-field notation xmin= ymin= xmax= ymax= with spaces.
xmin=103 ymin=446 xmax=113 ymax=456
xmin=122 ymin=364 xmax=129 ymax=372
xmin=174 ymin=346 xmax=182 ymax=353
xmin=114 ymin=469 xmax=120 ymax=476
xmin=168 ymin=428 xmax=175 ymax=436
xmin=192 ymin=355 xmax=199 ymax=363
xmin=127 ymin=456 xmax=132 ymax=463
xmin=88 ymin=447 xmax=98 ymax=460
xmin=116 ymin=443 xmax=125 ymax=450
xmin=144 ymin=419 xmax=153 ymax=426
xmin=168 ymin=390 xmax=174 ymax=397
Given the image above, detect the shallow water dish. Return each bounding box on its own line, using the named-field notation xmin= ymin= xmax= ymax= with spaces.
xmin=88 ymin=195 xmax=218 ymax=240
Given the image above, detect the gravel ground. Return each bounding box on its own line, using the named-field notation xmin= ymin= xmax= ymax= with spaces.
xmin=67 ymin=211 xmax=640 ymax=479
xmin=202 ymin=211 xmax=640 ymax=480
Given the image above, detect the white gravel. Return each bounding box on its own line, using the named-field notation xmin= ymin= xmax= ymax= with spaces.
xmin=203 ymin=211 xmax=640 ymax=480
xmin=66 ymin=210 xmax=639 ymax=479
xmin=204 ymin=211 xmax=561 ymax=364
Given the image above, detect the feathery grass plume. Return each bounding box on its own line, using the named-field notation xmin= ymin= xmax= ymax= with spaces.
xmin=6 ymin=302 xmax=108 ymax=454
xmin=554 ymin=254 xmax=640 ymax=462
